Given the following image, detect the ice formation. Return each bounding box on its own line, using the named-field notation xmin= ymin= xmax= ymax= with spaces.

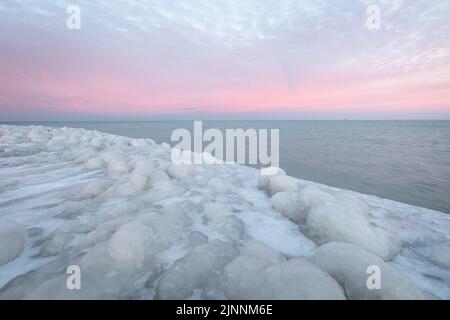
xmin=0 ymin=125 xmax=449 ymax=300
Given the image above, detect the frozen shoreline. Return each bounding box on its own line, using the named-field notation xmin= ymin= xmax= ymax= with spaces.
xmin=0 ymin=125 xmax=449 ymax=299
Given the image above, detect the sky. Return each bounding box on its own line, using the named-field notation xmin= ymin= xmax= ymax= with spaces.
xmin=0 ymin=0 xmax=450 ymax=120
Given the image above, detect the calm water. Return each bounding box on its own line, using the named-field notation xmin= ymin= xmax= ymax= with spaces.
xmin=4 ymin=121 xmax=450 ymax=214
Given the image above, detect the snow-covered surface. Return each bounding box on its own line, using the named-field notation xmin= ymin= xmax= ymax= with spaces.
xmin=0 ymin=125 xmax=449 ymax=300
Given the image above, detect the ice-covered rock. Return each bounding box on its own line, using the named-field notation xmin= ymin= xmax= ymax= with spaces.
xmin=166 ymin=163 xmax=195 ymax=179
xmin=0 ymin=220 xmax=26 ymax=265
xmin=271 ymin=184 xmax=398 ymax=260
xmin=306 ymin=198 xmax=395 ymax=260
xmin=223 ymin=241 xmax=345 ymax=299
xmin=311 ymin=242 xmax=425 ymax=300
xmin=132 ymin=161 xmax=155 ymax=178
xmin=250 ymin=260 xmax=345 ymax=299
xmin=156 ymin=240 xmax=238 ymax=299
xmin=270 ymin=191 xmax=306 ymax=224
xmin=84 ymin=157 xmax=104 ymax=170
xmin=258 ymin=168 xmax=285 ymax=190
xmin=76 ymin=180 xmax=111 ymax=199
xmin=269 ymin=175 xmax=298 ymax=196
xmin=108 ymin=207 xmax=189 ymax=271
xmin=107 ymin=159 xmax=129 ymax=176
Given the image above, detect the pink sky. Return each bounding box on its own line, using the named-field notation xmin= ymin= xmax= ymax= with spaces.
xmin=1 ymin=0 xmax=450 ymax=120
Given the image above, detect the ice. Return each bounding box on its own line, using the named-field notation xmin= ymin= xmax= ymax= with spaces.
xmin=312 ymin=242 xmax=425 ymax=300
xmin=223 ymin=241 xmax=345 ymax=299
xmin=108 ymin=206 xmax=189 ymax=271
xmin=0 ymin=125 xmax=449 ymax=300
xmin=203 ymin=203 xmax=244 ymax=241
xmin=156 ymin=240 xmax=238 ymax=299
xmin=107 ymin=158 xmax=129 ymax=176
xmin=84 ymin=157 xmax=104 ymax=170
xmin=270 ymin=183 xmax=398 ymax=260
xmin=268 ymin=175 xmax=298 ymax=196
xmin=166 ymin=163 xmax=195 ymax=179
xmin=0 ymin=220 xmax=26 ymax=265
xmin=75 ymin=180 xmax=111 ymax=200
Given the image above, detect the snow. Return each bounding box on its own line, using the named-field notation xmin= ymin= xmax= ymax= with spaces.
xmin=0 ymin=124 xmax=449 ymax=300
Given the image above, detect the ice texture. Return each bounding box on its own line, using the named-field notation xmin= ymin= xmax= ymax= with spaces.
xmin=0 ymin=125 xmax=449 ymax=300
xmin=0 ymin=220 xmax=26 ymax=265
xmin=312 ymin=242 xmax=425 ymax=300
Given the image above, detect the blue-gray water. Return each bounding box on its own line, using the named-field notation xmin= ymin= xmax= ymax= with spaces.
xmin=3 ymin=121 xmax=450 ymax=214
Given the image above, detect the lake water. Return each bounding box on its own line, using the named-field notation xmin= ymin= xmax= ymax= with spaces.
xmin=4 ymin=120 xmax=450 ymax=214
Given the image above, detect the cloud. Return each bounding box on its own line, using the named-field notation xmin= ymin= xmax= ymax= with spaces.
xmin=0 ymin=0 xmax=449 ymax=119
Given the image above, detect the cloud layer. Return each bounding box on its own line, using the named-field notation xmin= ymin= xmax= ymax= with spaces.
xmin=1 ymin=0 xmax=450 ymax=119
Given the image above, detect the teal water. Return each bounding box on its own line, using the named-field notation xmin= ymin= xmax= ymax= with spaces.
xmin=3 ymin=120 xmax=450 ymax=213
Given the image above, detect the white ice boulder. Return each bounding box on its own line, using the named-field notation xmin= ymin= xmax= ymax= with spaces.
xmin=0 ymin=220 xmax=26 ymax=265
xmin=269 ymin=175 xmax=298 ymax=196
xmin=132 ymin=161 xmax=155 ymax=178
xmin=311 ymin=242 xmax=425 ymax=300
xmin=108 ymin=207 xmax=188 ymax=271
xmin=84 ymin=157 xmax=104 ymax=170
xmin=166 ymin=163 xmax=195 ymax=179
xmin=251 ymin=260 xmax=346 ymax=300
xmin=270 ymin=191 xmax=307 ymax=224
xmin=107 ymin=220 xmax=154 ymax=270
xmin=148 ymin=170 xmax=170 ymax=187
xmin=76 ymin=180 xmax=111 ymax=199
xmin=305 ymin=197 xmax=395 ymax=260
xmin=156 ymin=240 xmax=239 ymax=299
xmin=107 ymin=159 xmax=129 ymax=176
xmin=258 ymin=168 xmax=285 ymax=190
xmin=223 ymin=241 xmax=345 ymax=300
xmin=271 ymin=184 xmax=397 ymax=260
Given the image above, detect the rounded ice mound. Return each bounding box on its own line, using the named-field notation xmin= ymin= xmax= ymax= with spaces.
xmin=107 ymin=220 xmax=154 ymax=270
xmin=166 ymin=163 xmax=195 ymax=179
xmin=148 ymin=170 xmax=170 ymax=187
xmin=311 ymin=242 xmax=425 ymax=300
xmin=76 ymin=180 xmax=111 ymax=200
xmin=305 ymin=194 xmax=395 ymax=260
xmin=156 ymin=240 xmax=239 ymax=299
xmin=107 ymin=158 xmax=129 ymax=176
xmin=271 ymin=184 xmax=398 ymax=260
xmin=0 ymin=220 xmax=26 ymax=265
xmin=132 ymin=160 xmax=155 ymax=178
xmin=306 ymin=201 xmax=391 ymax=259
xmin=84 ymin=157 xmax=104 ymax=170
xmin=223 ymin=241 xmax=283 ymax=299
xmin=270 ymin=191 xmax=306 ymax=224
xmin=269 ymin=175 xmax=298 ymax=196
xmin=251 ymin=260 xmax=345 ymax=300
xmin=258 ymin=168 xmax=285 ymax=190
xmin=223 ymin=241 xmax=345 ymax=299
xmin=108 ymin=207 xmax=189 ymax=271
